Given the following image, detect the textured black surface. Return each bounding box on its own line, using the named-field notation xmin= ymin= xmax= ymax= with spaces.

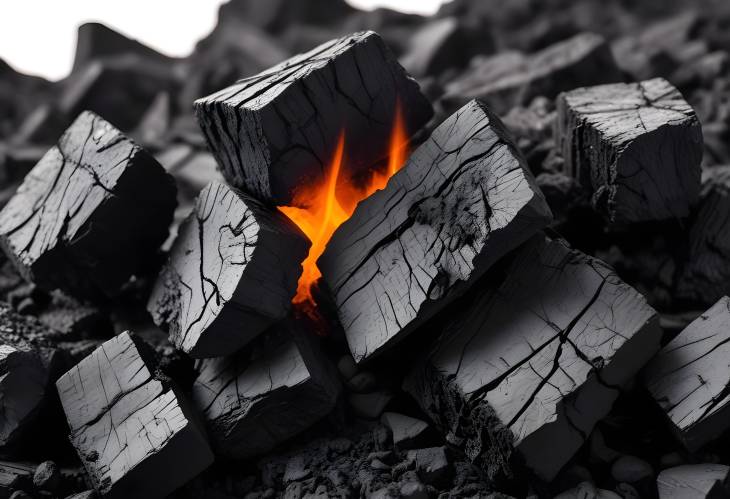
xmin=0 ymin=111 xmax=176 ymax=299
xmin=319 ymin=99 xmax=552 ymax=364
xmin=557 ymin=78 xmax=703 ymax=223
xmin=56 ymin=332 xmax=213 ymax=499
xmin=147 ymin=181 xmax=309 ymax=358
xmin=195 ymin=30 xmax=433 ymax=205
xmin=191 ymin=323 xmax=341 ymax=459
xmin=404 ymin=236 xmax=661 ymax=481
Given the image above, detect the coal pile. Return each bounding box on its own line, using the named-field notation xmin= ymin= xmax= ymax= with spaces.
xmin=3 ymin=0 xmax=730 ymax=498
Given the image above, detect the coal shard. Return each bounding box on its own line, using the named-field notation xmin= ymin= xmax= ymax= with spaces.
xmin=403 ymin=235 xmax=661 ymax=482
xmin=147 ymin=181 xmax=309 ymax=358
xmin=557 ymin=77 xmax=703 ymax=223
xmin=56 ymin=332 xmax=213 ymax=499
xmin=0 ymin=461 xmax=34 ymax=498
xmin=0 ymin=303 xmax=63 ymax=453
xmin=443 ymin=33 xmax=623 ymax=115
xmin=194 ymin=30 xmax=433 ymax=205
xmin=677 ymin=166 xmax=730 ymax=304
xmin=72 ymin=22 xmax=175 ymax=72
xmin=192 ymin=323 xmax=341 ymax=459
xmin=657 ymin=464 xmax=730 ymax=499
xmin=318 ymin=99 xmax=552 ymax=364
xmin=0 ymin=111 xmax=176 ymax=299
xmin=645 ymin=296 xmax=730 ymax=451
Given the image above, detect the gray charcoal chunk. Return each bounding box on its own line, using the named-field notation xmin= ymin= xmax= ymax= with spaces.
xmin=56 ymin=332 xmax=213 ymax=499
xmin=657 ymin=464 xmax=730 ymax=499
xmin=556 ymin=77 xmax=703 ymax=223
xmin=192 ymin=324 xmax=341 ymax=459
xmin=645 ymin=296 xmax=730 ymax=451
xmin=318 ymin=99 xmax=552 ymax=364
xmin=0 ymin=111 xmax=176 ymax=299
xmin=194 ymin=30 xmax=433 ymax=205
xmin=404 ymin=235 xmax=660 ymax=481
xmin=147 ymin=181 xmax=309 ymax=358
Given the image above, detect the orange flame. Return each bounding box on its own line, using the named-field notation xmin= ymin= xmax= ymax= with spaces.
xmin=280 ymin=104 xmax=409 ymax=310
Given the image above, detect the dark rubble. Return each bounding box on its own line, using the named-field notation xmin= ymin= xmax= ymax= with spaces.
xmin=2 ymin=0 xmax=730 ymax=498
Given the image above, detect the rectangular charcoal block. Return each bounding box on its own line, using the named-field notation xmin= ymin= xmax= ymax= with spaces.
xmin=404 ymin=235 xmax=660 ymax=482
xmin=148 ymin=181 xmax=310 ymax=358
xmin=194 ymin=30 xmax=433 ymax=205
xmin=645 ymin=297 xmax=730 ymax=451
xmin=318 ymin=99 xmax=551 ymax=364
xmin=56 ymin=332 xmax=213 ymax=499
xmin=0 ymin=111 xmax=177 ymax=299
xmin=557 ymin=77 xmax=703 ymax=223
xmin=192 ymin=322 xmax=341 ymax=459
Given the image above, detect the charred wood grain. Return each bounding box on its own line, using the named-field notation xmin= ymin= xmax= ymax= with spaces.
xmin=318 ymin=99 xmax=552 ymax=364
xmin=403 ymin=235 xmax=660 ymax=482
xmin=0 ymin=111 xmax=176 ymax=299
xmin=557 ymin=77 xmax=703 ymax=223
xmin=148 ymin=181 xmax=309 ymax=358
xmin=55 ymin=331 xmax=213 ymax=499
xmin=194 ymin=30 xmax=433 ymax=205
xmin=191 ymin=322 xmax=341 ymax=459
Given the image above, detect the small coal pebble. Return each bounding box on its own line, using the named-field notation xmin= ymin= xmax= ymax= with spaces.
xmin=9 ymin=491 xmax=31 ymax=499
xmin=610 ymin=455 xmax=653 ymax=483
xmin=33 ymin=460 xmax=60 ymax=492
xmin=337 ymin=355 xmax=358 ymax=380
xmin=400 ymin=480 xmax=429 ymax=499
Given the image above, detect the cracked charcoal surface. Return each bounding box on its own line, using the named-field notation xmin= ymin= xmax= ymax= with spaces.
xmin=194 ymin=30 xmax=433 ymax=205
xmin=147 ymin=181 xmax=309 ymax=358
xmin=657 ymin=464 xmax=730 ymax=499
xmin=557 ymin=77 xmax=703 ymax=223
xmin=645 ymin=296 xmax=730 ymax=451
xmin=442 ymin=33 xmax=623 ymax=115
xmin=403 ymin=235 xmax=660 ymax=482
xmin=0 ymin=303 xmax=63 ymax=453
xmin=677 ymin=166 xmax=730 ymax=305
xmin=191 ymin=323 xmax=341 ymax=459
xmin=318 ymin=99 xmax=552 ymax=364
xmin=55 ymin=331 xmax=213 ymax=499
xmin=0 ymin=111 xmax=176 ymax=299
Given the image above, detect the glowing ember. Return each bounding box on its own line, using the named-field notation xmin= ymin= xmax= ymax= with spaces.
xmin=280 ymin=104 xmax=409 ymax=310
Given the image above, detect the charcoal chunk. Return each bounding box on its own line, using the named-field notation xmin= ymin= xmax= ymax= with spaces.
xmin=677 ymin=167 xmax=730 ymax=304
xmin=318 ymin=100 xmax=552 ymax=364
xmin=0 ymin=111 xmax=176 ymax=299
xmin=194 ymin=30 xmax=432 ymax=205
xmin=557 ymin=78 xmax=703 ymax=223
xmin=192 ymin=324 xmax=341 ymax=459
xmin=0 ymin=461 xmax=33 ymax=498
xmin=404 ymin=235 xmax=660 ymax=481
xmin=147 ymin=181 xmax=309 ymax=358
xmin=657 ymin=464 xmax=730 ymax=499
xmin=72 ymin=22 xmax=175 ymax=71
xmin=443 ymin=33 xmax=622 ymax=115
xmin=56 ymin=332 xmax=213 ymax=499
xmin=645 ymin=297 xmax=730 ymax=451
xmin=0 ymin=303 xmax=65 ymax=453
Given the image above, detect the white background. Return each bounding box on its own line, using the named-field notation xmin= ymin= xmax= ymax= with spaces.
xmin=0 ymin=0 xmax=447 ymax=81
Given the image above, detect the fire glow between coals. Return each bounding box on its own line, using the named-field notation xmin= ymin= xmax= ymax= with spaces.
xmin=279 ymin=104 xmax=409 ymax=314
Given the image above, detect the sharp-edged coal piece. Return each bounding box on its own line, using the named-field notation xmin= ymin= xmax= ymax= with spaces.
xmin=194 ymin=30 xmax=433 ymax=205
xmin=147 ymin=181 xmax=309 ymax=358
xmin=56 ymin=332 xmax=213 ymax=499
xmin=677 ymin=166 xmax=730 ymax=305
xmin=645 ymin=296 xmax=730 ymax=451
xmin=443 ymin=33 xmax=623 ymax=115
xmin=0 ymin=111 xmax=176 ymax=299
xmin=404 ymin=235 xmax=660 ymax=482
xmin=318 ymin=99 xmax=552 ymax=364
xmin=192 ymin=322 xmax=341 ymax=459
xmin=658 ymin=464 xmax=730 ymax=499
xmin=0 ymin=303 xmax=64 ymax=454
xmin=557 ymin=77 xmax=703 ymax=223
